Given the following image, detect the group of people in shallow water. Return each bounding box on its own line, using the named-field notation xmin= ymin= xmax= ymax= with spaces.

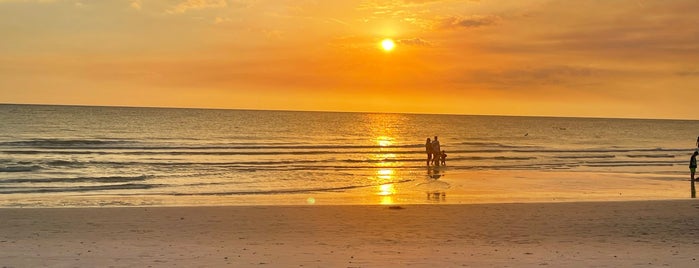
xmin=425 ymin=136 xmax=447 ymax=166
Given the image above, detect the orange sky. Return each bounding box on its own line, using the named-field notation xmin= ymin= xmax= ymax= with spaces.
xmin=2 ymin=0 xmax=699 ymax=119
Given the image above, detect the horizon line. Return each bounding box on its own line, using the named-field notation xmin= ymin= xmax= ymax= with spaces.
xmin=1 ymin=102 xmax=696 ymax=122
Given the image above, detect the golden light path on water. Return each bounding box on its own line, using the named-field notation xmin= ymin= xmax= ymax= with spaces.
xmin=367 ymin=113 xmax=408 ymax=205
xmin=374 ymin=137 xmax=399 ymax=205
xmin=307 ymin=113 xmax=406 ymax=205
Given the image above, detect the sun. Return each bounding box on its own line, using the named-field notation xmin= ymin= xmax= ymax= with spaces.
xmin=380 ymin=38 xmax=395 ymax=52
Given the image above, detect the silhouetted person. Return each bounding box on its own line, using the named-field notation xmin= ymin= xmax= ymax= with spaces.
xmin=425 ymin=138 xmax=432 ymax=166
xmin=440 ymin=150 xmax=447 ymax=166
xmin=432 ymin=136 xmax=441 ymax=166
xmin=691 ymin=151 xmax=698 ymax=181
xmin=691 ymin=151 xmax=697 ymax=198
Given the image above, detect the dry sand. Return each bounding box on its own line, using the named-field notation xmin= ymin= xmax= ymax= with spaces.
xmin=1 ymin=200 xmax=699 ymax=267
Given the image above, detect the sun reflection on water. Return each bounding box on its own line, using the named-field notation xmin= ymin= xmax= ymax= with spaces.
xmin=378 ymin=183 xmax=395 ymax=196
xmin=375 ymin=169 xmax=397 ymax=204
xmin=379 ymin=184 xmax=395 ymax=205
xmin=364 ymin=113 xmax=411 ymax=205
xmin=377 ymin=169 xmax=394 ymax=180
xmin=380 ymin=195 xmax=394 ymax=205
xmin=376 ymin=136 xmax=394 ymax=147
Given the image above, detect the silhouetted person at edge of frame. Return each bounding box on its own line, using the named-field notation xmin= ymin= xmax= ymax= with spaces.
xmin=432 ymin=136 xmax=441 ymax=166
xmin=690 ymin=151 xmax=697 ymax=198
xmin=425 ymin=138 xmax=433 ymax=166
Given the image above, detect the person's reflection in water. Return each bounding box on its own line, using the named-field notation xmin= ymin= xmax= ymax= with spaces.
xmin=428 ymin=166 xmax=442 ymax=179
xmin=426 ymin=166 xmax=446 ymax=201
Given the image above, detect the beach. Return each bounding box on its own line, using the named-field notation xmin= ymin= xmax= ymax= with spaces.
xmin=2 ymin=200 xmax=698 ymax=267
xmin=1 ymin=105 xmax=698 ymax=267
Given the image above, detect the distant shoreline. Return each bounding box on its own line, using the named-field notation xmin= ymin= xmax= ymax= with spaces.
xmin=3 ymin=102 xmax=695 ymax=121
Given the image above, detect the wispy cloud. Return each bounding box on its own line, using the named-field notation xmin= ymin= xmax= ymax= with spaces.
xmin=676 ymin=69 xmax=699 ymax=77
xmin=129 ymin=0 xmax=141 ymax=11
xmin=466 ymin=65 xmax=608 ymax=88
xmin=0 ymin=0 xmax=56 ymax=3
xmin=398 ymin=38 xmax=431 ymax=46
xmin=214 ymin=16 xmax=231 ymax=24
xmin=438 ymin=15 xmax=499 ymax=29
xmin=167 ymin=0 xmax=227 ymax=14
xmin=327 ymin=17 xmax=350 ymax=26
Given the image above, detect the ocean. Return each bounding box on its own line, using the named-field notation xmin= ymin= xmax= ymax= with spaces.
xmin=0 ymin=104 xmax=696 ymax=207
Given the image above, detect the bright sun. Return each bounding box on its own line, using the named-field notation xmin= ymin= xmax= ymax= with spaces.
xmin=381 ymin=38 xmax=395 ymax=51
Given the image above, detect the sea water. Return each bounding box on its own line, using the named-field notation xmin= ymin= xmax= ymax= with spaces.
xmin=0 ymin=104 xmax=696 ymax=207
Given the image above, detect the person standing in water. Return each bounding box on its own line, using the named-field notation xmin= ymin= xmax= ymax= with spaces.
xmin=432 ymin=136 xmax=441 ymax=166
xmin=691 ymin=151 xmax=697 ymax=198
xmin=425 ymin=138 xmax=433 ymax=166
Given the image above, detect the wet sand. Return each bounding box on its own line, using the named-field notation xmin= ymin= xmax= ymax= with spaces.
xmin=1 ymin=200 xmax=699 ymax=267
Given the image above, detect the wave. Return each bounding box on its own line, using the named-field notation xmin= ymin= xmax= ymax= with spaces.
xmin=0 ymin=148 xmax=667 ymax=156
xmin=459 ymin=141 xmax=542 ymax=149
xmin=0 ymin=156 xmax=680 ymax=175
xmin=0 ymin=139 xmax=422 ymax=150
xmin=511 ymin=148 xmax=688 ymax=153
xmin=555 ymin=155 xmax=616 ymax=159
xmin=0 ymin=183 xmax=161 ymax=194
xmin=38 ymin=156 xmax=539 ymax=168
xmin=0 ymin=165 xmax=42 ymax=172
xmin=2 ymin=146 xmax=688 ymax=158
xmin=0 ymin=175 xmax=152 ymax=184
xmin=626 ymin=154 xmax=676 ymax=158
xmin=46 ymin=160 xmax=85 ymax=166
xmin=0 ymin=138 xmax=133 ymax=148
xmin=169 ymin=179 xmax=414 ymax=196
xmin=583 ymin=163 xmax=675 ymax=167
xmin=579 ymin=160 xmax=681 ymax=167
xmin=453 ymin=156 xmax=537 ymax=161
xmin=0 ymin=150 xmax=424 ymax=156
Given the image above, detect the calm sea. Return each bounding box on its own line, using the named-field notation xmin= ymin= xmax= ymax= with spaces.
xmin=0 ymin=104 xmax=696 ymax=207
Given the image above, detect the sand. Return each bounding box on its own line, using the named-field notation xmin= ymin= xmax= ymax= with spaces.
xmin=1 ymin=200 xmax=699 ymax=267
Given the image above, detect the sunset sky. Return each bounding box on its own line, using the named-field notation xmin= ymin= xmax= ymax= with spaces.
xmin=2 ymin=0 xmax=699 ymax=119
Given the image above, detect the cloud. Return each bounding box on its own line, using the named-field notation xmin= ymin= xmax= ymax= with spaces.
xmin=439 ymin=15 xmax=499 ymax=29
xmin=397 ymin=38 xmax=431 ymax=46
xmin=676 ymin=70 xmax=699 ymax=77
xmin=401 ymin=0 xmax=445 ymax=4
xmin=479 ymin=1 xmax=699 ymax=63
xmin=129 ymin=0 xmax=141 ymax=10
xmin=214 ymin=16 xmax=232 ymax=24
xmin=167 ymin=0 xmax=227 ymax=14
xmin=450 ymin=65 xmax=613 ymax=91
xmin=0 ymin=0 xmax=56 ymax=3
xmin=327 ymin=18 xmax=350 ymax=26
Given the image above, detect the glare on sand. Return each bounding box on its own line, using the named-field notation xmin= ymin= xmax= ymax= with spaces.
xmin=380 ymin=38 xmax=395 ymax=51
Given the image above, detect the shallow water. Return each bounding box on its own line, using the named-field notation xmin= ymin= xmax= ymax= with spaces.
xmin=0 ymin=104 xmax=696 ymax=207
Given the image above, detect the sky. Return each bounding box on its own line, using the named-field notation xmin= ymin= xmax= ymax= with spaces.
xmin=1 ymin=0 xmax=699 ymax=119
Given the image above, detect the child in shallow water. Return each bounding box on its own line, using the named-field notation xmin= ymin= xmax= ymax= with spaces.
xmin=440 ymin=150 xmax=447 ymax=166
